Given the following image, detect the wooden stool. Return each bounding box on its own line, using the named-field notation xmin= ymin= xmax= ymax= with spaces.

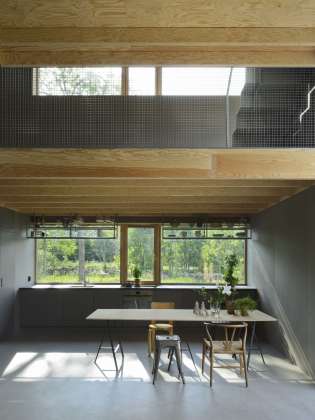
xmin=148 ymin=302 xmax=174 ymax=355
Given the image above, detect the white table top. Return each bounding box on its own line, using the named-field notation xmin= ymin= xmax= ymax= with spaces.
xmin=87 ymin=309 xmax=277 ymax=323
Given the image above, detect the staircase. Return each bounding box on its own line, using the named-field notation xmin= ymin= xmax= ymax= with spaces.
xmin=232 ymin=68 xmax=315 ymax=148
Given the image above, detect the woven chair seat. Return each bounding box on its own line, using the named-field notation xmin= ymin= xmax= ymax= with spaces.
xmin=204 ymin=338 xmax=243 ymax=353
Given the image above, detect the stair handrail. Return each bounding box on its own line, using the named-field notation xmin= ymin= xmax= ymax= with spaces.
xmin=299 ymin=84 xmax=315 ymax=124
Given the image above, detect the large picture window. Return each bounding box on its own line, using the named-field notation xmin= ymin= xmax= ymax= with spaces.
xmin=35 ymin=225 xmax=246 ymax=285
xmin=161 ymin=237 xmax=246 ymax=284
xmin=36 ymin=229 xmax=120 ymax=284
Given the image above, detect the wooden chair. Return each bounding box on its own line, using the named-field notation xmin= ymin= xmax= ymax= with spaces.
xmin=201 ymin=322 xmax=248 ymax=387
xmin=148 ymin=302 xmax=175 ymax=355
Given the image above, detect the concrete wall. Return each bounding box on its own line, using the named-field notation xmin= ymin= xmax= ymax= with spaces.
xmin=248 ymin=186 xmax=315 ymax=377
xmin=0 ymin=209 xmax=34 ymax=337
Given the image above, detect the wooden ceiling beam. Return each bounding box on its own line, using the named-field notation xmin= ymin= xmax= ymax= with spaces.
xmin=7 ymin=203 xmax=263 ymax=209
xmin=0 ymin=1 xmax=314 ymax=28
xmin=2 ymin=28 xmax=315 ymax=48
xmin=1 ymin=149 xmax=315 ymax=180
xmin=2 ymin=47 xmax=315 ymax=66
xmin=0 ymin=179 xmax=312 ymax=188
xmin=1 ymin=1 xmax=315 ymax=65
xmin=12 ymin=211 xmax=258 ymax=218
xmin=0 ymin=149 xmax=313 ymax=216
xmin=0 ymin=196 xmax=277 ymax=205
xmin=1 ymin=205 xmax=268 ymax=213
xmin=9 ymin=207 xmax=260 ymax=216
xmin=0 ymin=186 xmax=299 ymax=197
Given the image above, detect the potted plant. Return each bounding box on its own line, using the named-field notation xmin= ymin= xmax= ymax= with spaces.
xmin=197 ymin=287 xmax=209 ymax=303
xmin=234 ymin=296 xmax=257 ymax=316
xmin=223 ymin=253 xmax=239 ymax=314
xmin=209 ymin=284 xmax=232 ymax=316
xmin=133 ymin=266 xmax=142 ymax=287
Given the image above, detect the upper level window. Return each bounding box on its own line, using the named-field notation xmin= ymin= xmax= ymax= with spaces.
xmin=34 ymin=66 xmax=246 ymax=97
xmin=35 ymin=67 xmax=122 ymax=96
xmin=229 ymin=67 xmax=246 ymax=96
xmin=128 ymin=67 xmax=156 ymax=95
xmin=162 ymin=67 xmax=230 ymax=96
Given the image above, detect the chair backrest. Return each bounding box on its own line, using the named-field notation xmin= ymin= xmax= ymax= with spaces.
xmin=151 ymin=301 xmax=175 ymax=325
xmin=204 ymin=322 xmax=248 ymax=352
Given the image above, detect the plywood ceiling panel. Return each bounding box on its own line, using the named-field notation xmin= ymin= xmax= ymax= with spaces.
xmin=0 ymin=1 xmax=314 ymax=28
xmin=0 ymin=148 xmax=313 ymax=217
xmin=1 ymin=1 xmax=315 ymax=65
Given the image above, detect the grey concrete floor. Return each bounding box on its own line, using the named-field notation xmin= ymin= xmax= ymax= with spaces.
xmin=0 ymin=329 xmax=314 ymax=420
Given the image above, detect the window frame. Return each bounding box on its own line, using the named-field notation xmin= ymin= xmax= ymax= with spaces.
xmin=33 ymin=66 xmax=160 ymax=96
xmin=127 ymin=66 xmax=157 ymax=96
xmin=33 ymin=66 xmax=124 ymax=96
xmin=33 ymin=66 xmax=244 ymax=97
xmin=160 ymin=232 xmax=247 ymax=286
xmin=120 ymin=224 xmax=161 ymax=286
xmin=34 ymin=230 xmax=122 ymax=286
xmin=35 ymin=223 xmax=247 ymax=286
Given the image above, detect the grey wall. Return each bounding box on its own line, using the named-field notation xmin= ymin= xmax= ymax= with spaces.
xmin=0 ymin=209 xmax=34 ymax=337
xmin=248 ymin=186 xmax=315 ymax=377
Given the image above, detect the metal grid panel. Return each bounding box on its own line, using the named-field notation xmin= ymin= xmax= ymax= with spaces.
xmin=0 ymin=68 xmax=226 ymax=148
xmin=1 ymin=67 xmax=315 ymax=148
xmin=230 ymin=68 xmax=315 ymax=148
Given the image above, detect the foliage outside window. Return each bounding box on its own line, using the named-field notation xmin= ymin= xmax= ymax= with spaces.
xmin=127 ymin=227 xmax=155 ymax=282
xmin=36 ymin=67 xmax=122 ymax=96
xmin=161 ymin=235 xmax=245 ymax=284
xmin=36 ymin=229 xmax=120 ymax=284
xmin=36 ymin=226 xmax=246 ymax=285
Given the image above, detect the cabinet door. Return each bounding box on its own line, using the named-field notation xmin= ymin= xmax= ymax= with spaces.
xmin=93 ymin=290 xmax=122 ymax=309
xmin=19 ymin=290 xmax=63 ymax=327
xmin=61 ymin=291 xmax=94 ymax=326
xmin=0 ymin=286 xmax=14 ymax=336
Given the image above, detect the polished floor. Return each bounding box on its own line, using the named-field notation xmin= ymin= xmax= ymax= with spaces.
xmin=0 ymin=329 xmax=314 ymax=420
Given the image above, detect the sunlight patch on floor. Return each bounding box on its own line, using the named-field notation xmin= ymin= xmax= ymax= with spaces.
xmin=1 ymin=346 xmax=312 ymax=387
xmin=2 ymin=352 xmax=99 ymax=379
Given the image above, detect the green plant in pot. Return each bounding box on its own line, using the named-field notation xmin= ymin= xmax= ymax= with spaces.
xmin=223 ymin=253 xmax=239 ymax=314
xmin=197 ymin=287 xmax=209 ymax=303
xmin=133 ymin=266 xmax=142 ymax=287
xmin=234 ymin=296 xmax=257 ymax=316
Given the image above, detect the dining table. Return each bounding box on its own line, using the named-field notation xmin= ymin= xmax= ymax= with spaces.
xmin=87 ymin=308 xmax=277 ymax=372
